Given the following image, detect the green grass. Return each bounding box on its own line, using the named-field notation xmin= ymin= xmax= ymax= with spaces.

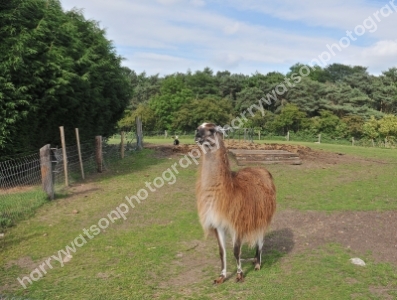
xmin=0 ymin=187 xmax=48 ymax=229
xmin=1 ymin=144 xmax=396 ymax=299
xmin=270 ymin=162 xmax=397 ymax=211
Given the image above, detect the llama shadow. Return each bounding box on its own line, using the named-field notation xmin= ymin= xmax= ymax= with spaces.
xmin=240 ymin=228 xmax=294 ymax=278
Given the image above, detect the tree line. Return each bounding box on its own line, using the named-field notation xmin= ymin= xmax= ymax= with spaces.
xmin=120 ymin=64 xmax=397 ymax=141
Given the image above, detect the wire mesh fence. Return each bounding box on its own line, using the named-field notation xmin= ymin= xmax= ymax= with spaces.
xmin=0 ymin=137 xmax=136 ymax=234
xmin=0 ymin=154 xmax=47 ymax=231
xmin=53 ymin=141 xmax=96 ymax=189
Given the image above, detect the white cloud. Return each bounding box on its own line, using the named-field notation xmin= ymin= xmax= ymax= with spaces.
xmin=223 ymin=22 xmax=240 ymax=35
xmin=349 ymin=40 xmax=397 ymax=74
xmin=190 ymin=0 xmax=206 ymax=7
xmin=60 ymin=0 xmax=397 ymax=75
xmin=363 ymin=40 xmax=397 ymax=57
xmin=156 ymin=0 xmax=181 ymax=5
xmin=212 ymin=53 xmax=243 ymax=69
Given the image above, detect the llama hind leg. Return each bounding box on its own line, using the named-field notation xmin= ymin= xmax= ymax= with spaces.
xmin=254 ymin=239 xmax=264 ymax=271
xmin=233 ymin=238 xmax=244 ymax=282
xmin=214 ymin=228 xmax=227 ymax=284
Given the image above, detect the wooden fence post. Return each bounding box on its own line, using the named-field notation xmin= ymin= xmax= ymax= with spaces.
xmin=136 ymin=116 xmax=143 ymax=150
xmin=318 ymin=134 xmax=321 ymax=144
xmin=59 ymin=126 xmax=68 ymax=187
xmin=40 ymin=144 xmax=54 ymax=200
xmin=352 ymin=137 xmax=355 ymax=146
xmin=95 ymin=136 xmax=103 ymax=173
xmin=258 ymin=131 xmax=261 ymax=141
xmin=75 ymin=128 xmax=85 ymax=180
xmin=372 ymin=139 xmax=375 ymax=147
xmin=121 ymin=131 xmax=125 ymax=159
xmin=287 ymin=131 xmax=290 ymax=141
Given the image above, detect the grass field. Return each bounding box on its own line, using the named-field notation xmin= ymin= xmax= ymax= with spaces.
xmin=0 ymin=188 xmax=48 ymax=229
xmin=1 ymin=139 xmax=397 ymax=299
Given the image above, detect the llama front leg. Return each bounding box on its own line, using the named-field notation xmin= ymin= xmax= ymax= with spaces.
xmin=254 ymin=239 xmax=263 ymax=271
xmin=214 ymin=228 xmax=227 ymax=284
xmin=233 ymin=238 xmax=244 ymax=282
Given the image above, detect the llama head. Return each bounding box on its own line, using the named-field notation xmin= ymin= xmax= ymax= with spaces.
xmin=195 ymin=123 xmax=223 ymax=150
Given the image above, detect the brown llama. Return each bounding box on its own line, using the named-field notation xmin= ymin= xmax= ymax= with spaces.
xmin=195 ymin=123 xmax=276 ymax=284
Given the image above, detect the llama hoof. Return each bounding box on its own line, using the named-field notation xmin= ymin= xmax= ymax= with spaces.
xmin=254 ymin=263 xmax=261 ymax=271
xmin=235 ymin=272 xmax=244 ymax=283
xmin=213 ymin=275 xmax=225 ymax=284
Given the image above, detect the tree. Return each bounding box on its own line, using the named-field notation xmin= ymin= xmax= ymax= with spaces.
xmin=149 ymin=75 xmax=194 ymax=129
xmin=172 ymin=98 xmax=233 ymax=131
xmin=310 ymin=110 xmax=347 ymax=137
xmin=118 ymin=104 xmax=158 ymax=131
xmin=270 ymin=104 xmax=307 ymax=133
xmin=128 ymin=71 xmax=161 ymax=111
xmin=0 ymin=0 xmax=132 ymax=159
xmin=324 ymin=63 xmax=368 ymax=83
xmin=244 ymin=110 xmax=275 ymax=130
xmin=323 ymin=83 xmax=379 ymax=118
xmin=235 ymin=71 xmax=285 ymax=113
xmin=378 ymin=114 xmax=397 ymax=140
xmin=216 ymin=71 xmax=246 ymax=103
xmin=284 ymin=77 xmax=328 ymax=116
xmin=235 ymin=86 xmax=267 ymax=112
xmin=186 ymin=67 xmax=219 ymax=99
xmin=371 ymin=69 xmax=397 ymax=114
xmin=341 ymin=115 xmax=365 ymax=138
xmin=287 ymin=63 xmax=331 ymax=83
xmin=362 ymin=116 xmax=380 ymax=140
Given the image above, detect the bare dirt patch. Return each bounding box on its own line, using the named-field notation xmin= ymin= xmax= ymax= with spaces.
xmin=267 ymin=210 xmax=397 ymax=265
xmin=369 ymin=285 xmax=396 ymax=300
xmin=152 ymin=141 xmax=313 ymax=157
xmin=145 ymin=141 xmax=381 ymax=170
xmin=159 ymin=240 xmax=217 ymax=288
xmin=4 ymin=256 xmax=36 ymax=270
xmin=55 ymin=182 xmax=103 ymax=203
xmin=67 ymin=183 xmax=102 ymax=198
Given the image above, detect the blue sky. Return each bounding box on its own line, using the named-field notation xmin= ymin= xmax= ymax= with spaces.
xmin=60 ymin=0 xmax=397 ymax=76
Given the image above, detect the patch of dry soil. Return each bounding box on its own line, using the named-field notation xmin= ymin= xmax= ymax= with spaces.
xmin=267 ymin=210 xmax=397 ymax=265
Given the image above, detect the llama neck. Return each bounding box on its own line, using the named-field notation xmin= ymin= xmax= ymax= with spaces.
xmin=199 ymin=138 xmax=232 ymax=188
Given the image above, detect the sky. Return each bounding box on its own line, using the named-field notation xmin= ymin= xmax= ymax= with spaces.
xmin=60 ymin=0 xmax=397 ymax=76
